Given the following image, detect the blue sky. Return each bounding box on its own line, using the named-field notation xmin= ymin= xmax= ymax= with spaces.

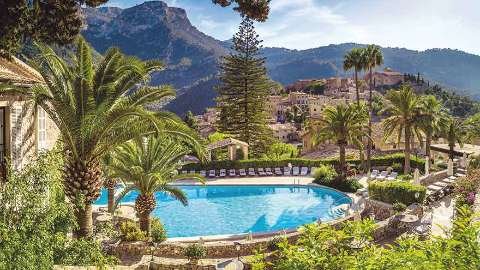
xmin=103 ymin=0 xmax=480 ymax=55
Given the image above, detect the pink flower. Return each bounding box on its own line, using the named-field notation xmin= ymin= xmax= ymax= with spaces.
xmin=467 ymin=192 xmax=476 ymax=205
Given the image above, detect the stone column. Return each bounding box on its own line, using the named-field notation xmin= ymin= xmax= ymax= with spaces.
xmin=242 ymin=145 xmax=249 ymax=160
xmin=228 ymin=145 xmax=236 ymax=161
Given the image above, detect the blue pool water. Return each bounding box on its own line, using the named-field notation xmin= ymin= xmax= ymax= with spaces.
xmin=95 ymin=185 xmax=351 ymax=238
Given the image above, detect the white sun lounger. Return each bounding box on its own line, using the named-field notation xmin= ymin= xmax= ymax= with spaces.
xmin=283 ymin=167 xmax=291 ymax=176
xmin=189 ymin=170 xmax=196 ymax=175
xmin=219 ymin=169 xmax=226 ymax=177
xmin=200 ymin=170 xmax=207 ymax=177
xmin=265 ymin=168 xmax=273 ymax=176
xmin=239 ymin=169 xmax=247 ymax=177
xmin=208 ymin=170 xmax=216 ymax=178
xmin=292 ymin=167 xmax=300 ymax=176
xmin=370 ymin=169 xmax=379 ymax=179
xmin=181 ymin=170 xmax=188 ymax=175
xmin=376 ymin=171 xmax=388 ymax=180
xmin=310 ymin=167 xmax=317 ymax=176
xmin=387 ymin=172 xmax=398 ymax=181
xmin=258 ymin=168 xmax=266 ymax=176
xmin=228 ymin=169 xmax=236 ymax=177
xmin=274 ymin=167 xmax=283 ymax=176
xmin=300 ymin=167 xmax=309 ymax=176
xmin=248 ymin=168 xmax=256 ymax=176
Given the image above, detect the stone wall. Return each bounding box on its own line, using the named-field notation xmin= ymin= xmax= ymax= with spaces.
xmin=107 ymin=216 xmax=354 ymax=260
xmin=363 ymin=199 xmax=394 ymax=221
xmin=420 ymin=170 xmax=448 ymax=186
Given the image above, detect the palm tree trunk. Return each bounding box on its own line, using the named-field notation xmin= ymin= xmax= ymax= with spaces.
xmin=339 ymin=143 xmax=347 ymax=178
xmin=354 ymin=69 xmax=360 ymax=106
xmin=425 ymin=132 xmax=432 ymax=164
xmin=139 ymin=212 xmax=151 ymax=235
xmin=366 ymin=69 xmax=373 ymax=172
xmin=404 ymin=125 xmax=411 ymax=174
xmin=107 ymin=187 xmax=115 ymax=213
xmin=449 ymin=142 xmax=455 ymax=160
xmin=76 ymin=204 xmax=93 ymax=238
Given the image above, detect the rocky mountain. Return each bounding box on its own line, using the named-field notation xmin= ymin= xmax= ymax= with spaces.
xmin=82 ymin=1 xmax=480 ymax=115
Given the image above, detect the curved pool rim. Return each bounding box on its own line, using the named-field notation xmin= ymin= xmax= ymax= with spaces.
xmin=96 ymin=183 xmax=353 ymax=242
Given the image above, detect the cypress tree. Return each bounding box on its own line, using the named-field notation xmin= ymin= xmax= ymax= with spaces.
xmin=217 ymin=16 xmax=272 ymax=157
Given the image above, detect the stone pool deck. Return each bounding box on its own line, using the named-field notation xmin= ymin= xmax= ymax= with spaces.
xmin=174 ymin=176 xmax=315 ymax=186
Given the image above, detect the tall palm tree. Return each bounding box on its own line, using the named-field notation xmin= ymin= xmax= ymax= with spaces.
xmin=0 ymin=38 xmax=205 ymax=237
xmin=363 ymin=45 xmax=383 ymax=172
xmin=311 ymin=103 xmax=369 ymax=177
xmin=343 ymin=48 xmax=366 ymax=106
xmin=102 ymin=153 xmax=117 ymax=214
xmin=441 ymin=117 xmax=466 ymax=160
xmin=418 ymin=95 xmax=448 ymax=163
xmin=382 ymin=85 xmax=423 ymax=174
xmin=110 ymin=136 xmax=204 ymax=235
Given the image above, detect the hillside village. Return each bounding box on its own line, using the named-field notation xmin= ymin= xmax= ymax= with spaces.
xmin=195 ymin=69 xmax=418 ymax=158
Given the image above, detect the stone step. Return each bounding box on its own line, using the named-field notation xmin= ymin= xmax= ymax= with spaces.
xmin=427 ymin=185 xmax=443 ymax=191
xmin=442 ymin=178 xmax=455 ymax=184
xmin=456 ymin=173 xmax=466 ymax=177
xmin=432 ymin=181 xmax=449 ymax=188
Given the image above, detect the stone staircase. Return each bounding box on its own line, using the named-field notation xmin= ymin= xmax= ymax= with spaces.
xmin=425 ymin=168 xmax=465 ymax=204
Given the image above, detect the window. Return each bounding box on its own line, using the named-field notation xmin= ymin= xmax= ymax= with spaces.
xmin=38 ymin=107 xmax=47 ymax=150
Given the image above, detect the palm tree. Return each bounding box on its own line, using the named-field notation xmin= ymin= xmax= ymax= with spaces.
xmin=0 ymin=38 xmax=205 ymax=237
xmin=441 ymin=117 xmax=466 ymax=160
xmin=110 ymin=136 xmax=204 ymax=235
xmin=363 ymin=45 xmax=383 ymax=171
xmin=311 ymin=103 xmax=369 ymax=177
xmin=382 ymin=85 xmax=423 ymax=174
xmin=102 ymin=153 xmax=117 ymax=214
xmin=418 ymin=95 xmax=448 ymax=163
xmin=343 ymin=48 xmax=366 ymax=106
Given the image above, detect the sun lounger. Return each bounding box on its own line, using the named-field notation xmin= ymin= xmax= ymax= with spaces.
xmin=292 ymin=166 xmax=300 ymax=176
xmin=239 ymin=169 xmax=247 ymax=177
xmin=248 ymin=168 xmax=256 ymax=176
xmin=310 ymin=167 xmax=317 ymax=176
xmin=283 ymin=167 xmax=291 ymax=176
xmin=274 ymin=167 xmax=283 ymax=176
xmin=258 ymin=168 xmax=266 ymax=176
xmin=200 ymin=170 xmax=207 ymax=177
xmin=387 ymin=172 xmax=398 ymax=181
xmin=300 ymin=167 xmax=308 ymax=176
xmin=228 ymin=169 xmax=236 ymax=177
xmin=376 ymin=171 xmax=388 ymax=180
xmin=208 ymin=170 xmax=216 ymax=178
xmin=265 ymin=168 xmax=273 ymax=176
xmin=189 ymin=170 xmax=196 ymax=175
xmin=219 ymin=169 xmax=226 ymax=177
xmin=370 ymin=169 xmax=379 ymax=179
xmin=181 ymin=170 xmax=188 ymax=175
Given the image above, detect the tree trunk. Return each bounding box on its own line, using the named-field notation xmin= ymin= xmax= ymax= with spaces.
xmin=76 ymin=203 xmax=93 ymax=238
xmin=366 ymin=69 xmax=373 ymax=172
xmin=339 ymin=143 xmax=347 ymax=178
xmin=425 ymin=132 xmax=432 ymax=164
xmin=354 ymin=69 xmax=364 ymax=169
xmin=139 ymin=212 xmax=151 ymax=235
xmin=107 ymin=187 xmax=115 ymax=213
xmin=404 ymin=125 xmax=411 ymax=174
xmin=449 ymin=143 xmax=455 ymax=160
xmin=354 ymin=70 xmax=360 ymax=106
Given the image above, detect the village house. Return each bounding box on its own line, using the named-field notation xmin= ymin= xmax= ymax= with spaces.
xmin=268 ymin=122 xmax=297 ymax=143
xmin=0 ymin=56 xmax=59 ymax=170
xmin=364 ymin=68 xmax=404 ymax=87
xmin=194 ymin=108 xmax=218 ymax=137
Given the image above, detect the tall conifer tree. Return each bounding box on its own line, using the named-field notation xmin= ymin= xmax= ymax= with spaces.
xmin=217 ymin=16 xmax=272 ymax=157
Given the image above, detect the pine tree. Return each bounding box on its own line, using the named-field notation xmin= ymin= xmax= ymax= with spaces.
xmin=184 ymin=111 xmax=198 ymax=130
xmin=217 ymin=16 xmax=272 ymax=157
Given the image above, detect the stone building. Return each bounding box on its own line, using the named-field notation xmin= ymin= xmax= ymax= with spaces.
xmin=364 ymin=69 xmax=404 ymax=87
xmin=0 ymin=56 xmax=59 ymax=169
xmin=269 ymin=123 xmax=297 ymax=142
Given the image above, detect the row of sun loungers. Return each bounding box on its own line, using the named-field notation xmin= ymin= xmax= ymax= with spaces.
xmin=370 ymin=170 xmax=398 ymax=181
xmin=181 ymin=167 xmax=314 ymax=178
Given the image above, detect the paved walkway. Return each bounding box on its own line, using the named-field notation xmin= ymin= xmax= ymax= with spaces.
xmin=175 ymin=176 xmax=315 ymax=186
xmin=430 ymin=195 xmax=455 ymax=237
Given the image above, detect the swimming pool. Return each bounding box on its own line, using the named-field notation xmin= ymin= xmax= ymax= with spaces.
xmin=95 ymin=185 xmax=351 ymax=238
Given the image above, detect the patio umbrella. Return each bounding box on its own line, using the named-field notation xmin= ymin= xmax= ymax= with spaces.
xmin=413 ymin=168 xmax=421 ymax=185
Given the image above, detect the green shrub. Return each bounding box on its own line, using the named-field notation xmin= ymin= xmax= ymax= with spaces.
xmin=313 ymin=165 xmax=337 ymax=184
xmin=151 ymin=218 xmax=167 ymax=243
xmin=184 ymin=244 xmax=207 ymax=261
xmin=392 ymin=202 xmax=407 ymax=213
xmin=368 ymin=180 xmax=426 ymax=205
xmin=183 ymin=153 xmax=425 ymax=172
xmin=94 ymin=221 xmax=119 ymax=239
xmin=119 ymin=221 xmax=146 ymax=242
xmin=263 ymin=143 xmax=299 ymax=160
xmin=54 ymin=238 xmax=119 ymax=267
xmin=391 ymin=162 xmax=402 ymax=172
xmin=314 ymin=176 xmax=363 ymax=193
xmin=266 ymin=236 xmax=285 ymax=251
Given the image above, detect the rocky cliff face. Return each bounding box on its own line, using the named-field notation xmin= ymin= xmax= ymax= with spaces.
xmin=82 ymin=1 xmax=226 ymax=89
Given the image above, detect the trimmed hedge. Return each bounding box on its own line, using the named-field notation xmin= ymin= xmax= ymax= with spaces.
xmin=183 ymin=153 xmax=425 ymax=171
xmin=368 ymin=180 xmax=426 ymax=205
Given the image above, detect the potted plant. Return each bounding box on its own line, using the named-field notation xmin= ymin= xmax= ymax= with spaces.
xmin=184 ymin=243 xmax=207 ymax=267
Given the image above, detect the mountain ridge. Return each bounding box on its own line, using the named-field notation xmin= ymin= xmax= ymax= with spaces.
xmin=81 ymin=1 xmax=480 ymax=115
